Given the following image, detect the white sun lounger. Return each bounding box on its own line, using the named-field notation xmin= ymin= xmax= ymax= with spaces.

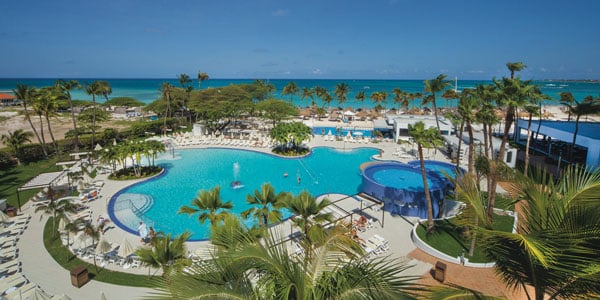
xmin=4 ymin=282 xmax=38 ymax=299
xmin=0 ymin=275 xmax=27 ymax=295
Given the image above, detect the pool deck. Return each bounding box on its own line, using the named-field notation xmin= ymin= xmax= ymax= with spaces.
xmin=13 ymin=132 xmax=515 ymax=299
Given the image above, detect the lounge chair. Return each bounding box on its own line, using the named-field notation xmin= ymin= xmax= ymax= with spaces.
xmin=0 ymin=260 xmax=20 ymax=271
xmin=0 ymin=274 xmax=27 ymax=295
xmin=4 ymin=282 xmax=38 ymax=299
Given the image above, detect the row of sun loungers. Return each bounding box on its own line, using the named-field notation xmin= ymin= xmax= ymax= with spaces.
xmin=173 ymin=135 xmax=276 ymax=148
xmin=0 ymin=214 xmax=57 ymax=299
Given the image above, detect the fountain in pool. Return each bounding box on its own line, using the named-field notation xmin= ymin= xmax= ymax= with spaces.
xmin=230 ymin=162 xmax=244 ymax=189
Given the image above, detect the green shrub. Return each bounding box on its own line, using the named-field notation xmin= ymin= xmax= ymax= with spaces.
xmin=0 ymin=150 xmax=16 ymax=169
xmin=109 ymin=166 xmax=163 ymax=180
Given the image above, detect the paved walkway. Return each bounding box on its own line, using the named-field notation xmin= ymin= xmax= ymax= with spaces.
xmin=13 ymin=128 xmax=499 ymax=299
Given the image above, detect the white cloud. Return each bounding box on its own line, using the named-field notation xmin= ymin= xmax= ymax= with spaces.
xmin=312 ymin=68 xmax=322 ymax=75
xmin=272 ymin=9 xmax=289 ymax=17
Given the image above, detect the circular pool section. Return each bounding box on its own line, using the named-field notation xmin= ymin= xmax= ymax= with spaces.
xmin=361 ymin=162 xmax=453 ymax=219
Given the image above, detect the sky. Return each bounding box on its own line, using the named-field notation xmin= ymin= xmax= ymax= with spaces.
xmin=1 ymin=0 xmax=599 ymax=80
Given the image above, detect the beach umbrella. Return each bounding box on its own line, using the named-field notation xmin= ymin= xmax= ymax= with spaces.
xmin=113 ymin=138 xmax=117 ymax=146
xmin=51 ymin=294 xmax=72 ymax=300
xmin=327 ymin=130 xmax=332 ymax=136
xmin=118 ymin=238 xmax=135 ymax=258
xmin=95 ymin=144 xmax=103 ymax=151
xmin=75 ymin=232 xmax=90 ymax=249
xmin=0 ymin=210 xmax=9 ymax=223
xmin=58 ymin=218 xmax=66 ymax=232
xmin=95 ymin=237 xmax=112 ymax=255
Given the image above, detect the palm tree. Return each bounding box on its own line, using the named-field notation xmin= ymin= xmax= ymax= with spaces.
xmin=56 ymin=79 xmax=81 ymax=152
xmin=457 ymin=89 xmax=480 ymax=174
xmin=333 ymin=82 xmax=350 ymax=110
xmin=354 ymin=90 xmax=366 ymax=110
xmin=408 ymin=121 xmax=444 ymax=233
xmin=392 ymin=88 xmax=404 ymax=112
xmin=314 ymin=86 xmax=327 ymax=106
xmin=85 ymin=81 xmax=103 ymax=155
xmin=30 ymin=89 xmax=47 ymax=151
xmin=197 ymin=71 xmax=209 ymax=89
xmin=282 ymin=81 xmax=299 ymax=104
xmin=135 ymin=232 xmax=191 ymax=278
xmin=34 ymin=188 xmax=75 ymax=238
xmin=559 ymin=92 xmax=575 ymax=122
xmin=322 ymin=91 xmax=333 ymax=110
xmin=178 ymin=186 xmax=233 ymax=226
xmin=483 ymin=166 xmax=600 ymax=300
xmin=506 ymin=61 xmax=527 ymax=79
xmin=1 ymin=129 xmax=33 ymax=165
xmin=83 ymin=223 xmax=101 ymax=272
xmin=300 ymin=87 xmax=315 ymax=108
xmin=149 ymin=223 xmax=424 ymax=299
xmin=561 ymin=95 xmax=600 ymax=162
xmin=285 ymin=191 xmax=333 ymax=250
xmin=489 ymin=76 xmax=534 ymax=222
xmin=441 ymin=89 xmax=459 ymax=108
xmin=241 ymin=183 xmax=290 ymax=227
xmin=178 ymin=73 xmax=192 ymax=88
xmin=38 ymin=87 xmax=64 ymax=153
xmin=160 ymin=83 xmax=173 ymax=136
xmin=423 ymin=74 xmax=451 ymax=132
xmin=13 ymin=84 xmax=47 ymax=157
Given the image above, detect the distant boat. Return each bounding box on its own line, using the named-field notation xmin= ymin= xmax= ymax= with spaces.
xmin=363 ymin=86 xmax=371 ymax=90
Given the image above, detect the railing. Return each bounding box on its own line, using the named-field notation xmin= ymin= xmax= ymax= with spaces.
xmin=113 ymin=193 xmax=155 ymax=228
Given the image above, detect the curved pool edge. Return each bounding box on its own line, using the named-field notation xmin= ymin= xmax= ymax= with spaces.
xmin=107 ymin=168 xmax=168 ymax=239
xmin=107 ymin=146 xmax=379 ymax=242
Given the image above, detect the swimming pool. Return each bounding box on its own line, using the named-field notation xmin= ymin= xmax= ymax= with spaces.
xmin=312 ymin=126 xmax=373 ymax=138
xmin=109 ymin=147 xmax=379 ymax=240
xmin=361 ymin=161 xmax=457 ymax=219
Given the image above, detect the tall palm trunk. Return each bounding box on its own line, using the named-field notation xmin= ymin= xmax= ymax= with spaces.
xmin=68 ymin=95 xmax=79 ymax=152
xmin=432 ymin=96 xmax=441 ymax=132
xmin=468 ymin=215 xmax=478 ymax=257
xmin=524 ymin=114 xmax=534 ymax=175
xmin=482 ymin=123 xmax=489 ymax=159
xmin=418 ymin=143 xmax=434 ymax=233
xmin=23 ymin=101 xmax=48 ymax=157
xmin=91 ymin=95 xmax=97 ymax=161
xmin=466 ymin=121 xmax=475 ymax=174
xmin=570 ymin=115 xmax=581 ymax=161
xmin=455 ymin=120 xmax=465 ymax=174
xmin=45 ymin=112 xmax=59 ymax=153
xmin=488 ymin=106 xmax=515 ymax=223
xmin=38 ymin=114 xmax=47 ymax=147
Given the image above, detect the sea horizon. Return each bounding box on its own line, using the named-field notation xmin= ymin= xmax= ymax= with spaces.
xmin=1 ymin=78 xmax=599 ymax=109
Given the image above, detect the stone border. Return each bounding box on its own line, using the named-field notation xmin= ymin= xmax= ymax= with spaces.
xmin=410 ymin=208 xmax=518 ymax=268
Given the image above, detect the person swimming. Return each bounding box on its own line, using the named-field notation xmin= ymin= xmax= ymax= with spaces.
xmin=283 ymin=172 xmax=288 ymax=177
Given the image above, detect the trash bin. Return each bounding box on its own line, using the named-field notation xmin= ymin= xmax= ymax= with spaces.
xmin=70 ymin=266 xmax=89 ymax=288
xmin=5 ymin=207 xmax=16 ymax=217
xmin=434 ymin=261 xmax=446 ymax=282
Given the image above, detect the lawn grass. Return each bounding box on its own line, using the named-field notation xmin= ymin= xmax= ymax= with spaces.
xmin=0 ymin=159 xmax=61 ymax=209
xmin=416 ymin=213 xmax=514 ymax=263
xmin=43 ymin=217 xmax=161 ymax=288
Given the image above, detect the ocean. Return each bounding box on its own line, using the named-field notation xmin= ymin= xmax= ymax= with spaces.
xmin=1 ymin=78 xmax=598 ymax=109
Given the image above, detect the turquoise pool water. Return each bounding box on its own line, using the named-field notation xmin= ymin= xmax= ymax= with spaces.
xmin=110 ymin=147 xmax=378 ymax=240
xmin=370 ymin=168 xmax=440 ymax=190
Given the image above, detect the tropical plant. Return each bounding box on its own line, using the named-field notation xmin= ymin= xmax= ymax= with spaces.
xmin=457 ymin=89 xmax=480 ymax=174
xmin=408 ymin=121 xmax=444 ymax=233
xmin=85 ymin=81 xmax=103 ymax=156
xmin=441 ymin=89 xmax=459 ymax=108
xmin=423 ymin=74 xmax=451 ymax=131
xmin=197 ymin=71 xmax=209 ymax=89
xmin=1 ymin=129 xmax=33 ymax=165
xmin=270 ymin=121 xmax=312 ymax=154
xmin=559 ymin=92 xmax=575 ymax=122
xmin=135 ymin=231 xmax=192 ymax=278
xmin=255 ymin=99 xmax=298 ymax=126
xmin=560 ymin=94 xmax=600 ymax=162
xmin=282 ymin=81 xmax=298 ymax=103
xmin=333 ymin=82 xmax=350 ymax=109
xmin=506 ymin=62 xmax=527 ymax=79
xmin=160 ymin=83 xmax=173 ymax=135
xmin=285 ymin=191 xmax=333 ymax=250
xmin=483 ymin=166 xmax=600 ymax=300
xmin=241 ymin=183 xmax=290 ymax=227
xmin=34 ymin=188 xmax=75 ymax=238
xmin=178 ymin=186 xmax=233 ymax=226
xmin=148 ymin=223 xmax=423 ymax=299
xmin=300 ymin=87 xmax=315 ymax=108
xmin=36 ymin=87 xmax=64 ymax=153
xmin=354 ymin=90 xmax=366 ymax=109
xmin=56 ymin=79 xmax=82 ymax=151
xmin=13 ymin=84 xmax=47 ymax=157
xmin=392 ymin=87 xmax=404 ymax=112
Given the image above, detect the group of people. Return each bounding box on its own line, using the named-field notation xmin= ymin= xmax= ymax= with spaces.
xmin=138 ymin=221 xmax=156 ymax=245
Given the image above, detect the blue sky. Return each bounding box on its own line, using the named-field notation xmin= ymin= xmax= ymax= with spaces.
xmin=1 ymin=0 xmax=599 ymax=79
